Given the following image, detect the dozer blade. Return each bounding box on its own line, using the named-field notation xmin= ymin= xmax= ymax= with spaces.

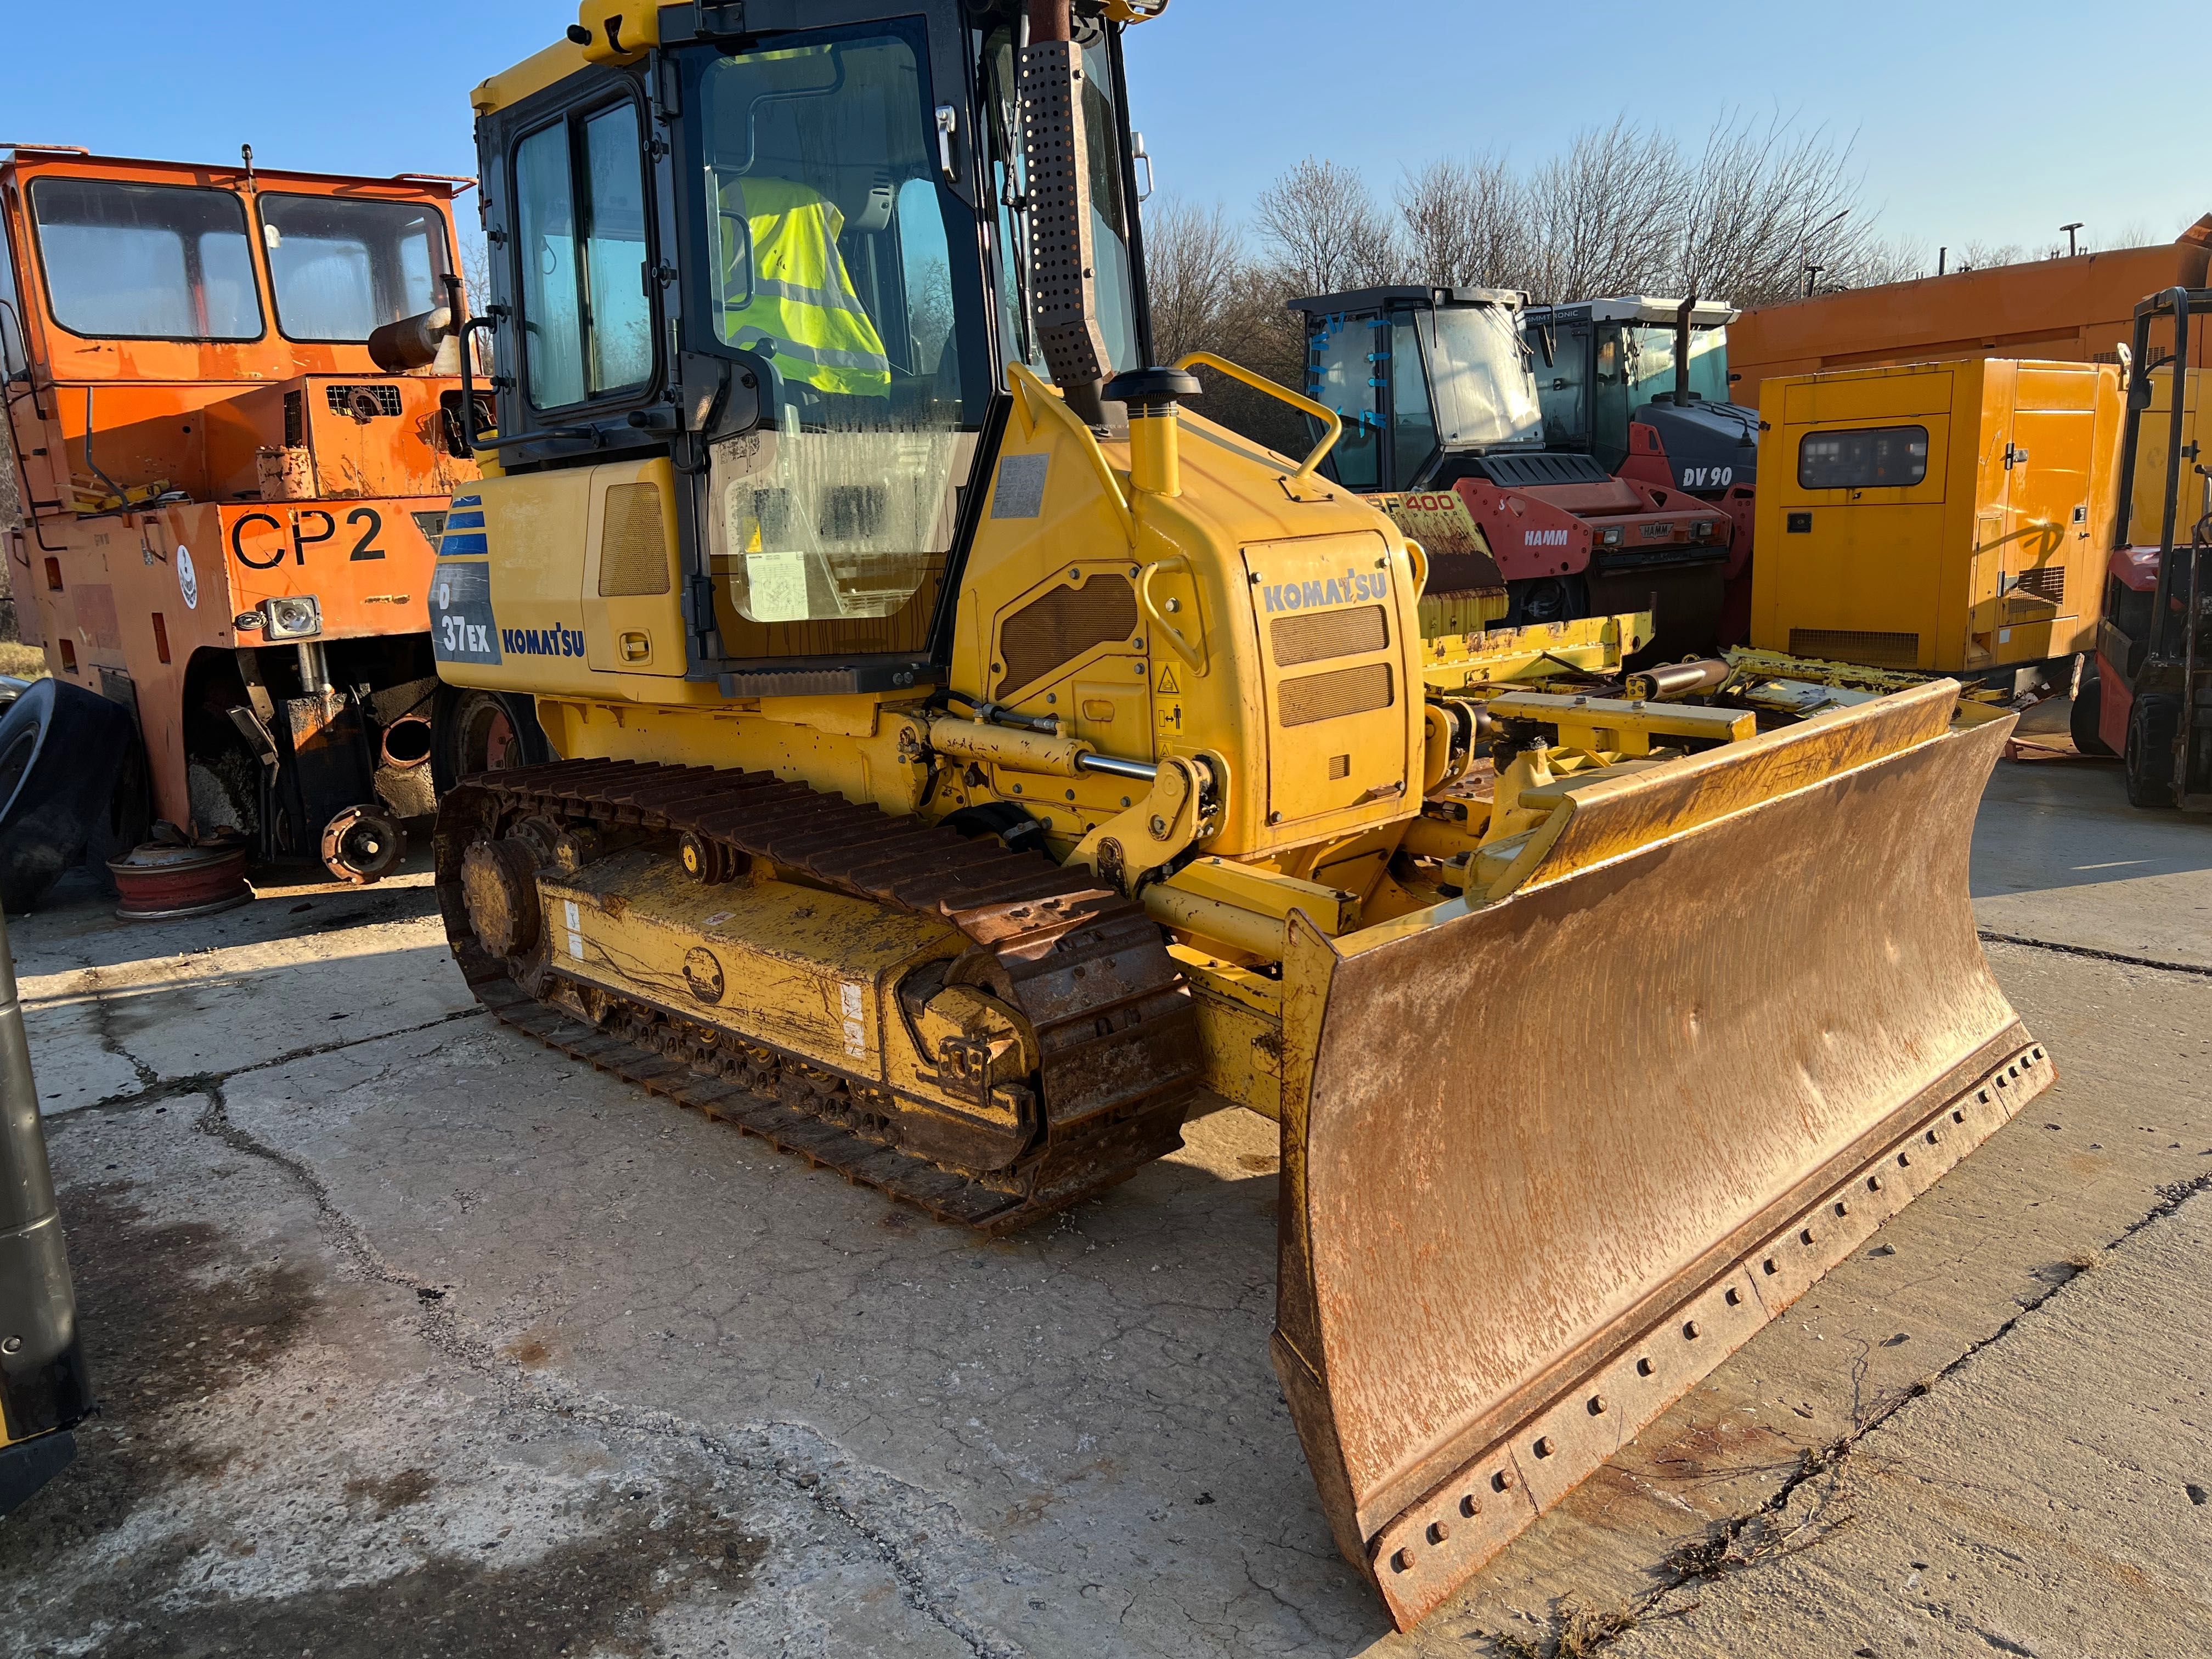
xmin=1272 ymin=681 xmax=2053 ymax=1630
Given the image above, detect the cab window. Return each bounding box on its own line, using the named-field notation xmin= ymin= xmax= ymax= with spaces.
xmin=1308 ymin=313 xmax=1380 ymax=491
xmin=29 ymin=178 xmax=262 ymax=341
xmin=979 ymin=27 xmax=1141 ymax=383
xmin=1391 ymin=320 xmax=1437 ymax=485
xmin=261 ymin=194 xmax=453 ymax=343
xmin=692 ymin=24 xmax=992 ymax=630
xmin=1531 ymin=319 xmax=1592 ymax=450
xmin=513 ymin=100 xmax=653 ymax=411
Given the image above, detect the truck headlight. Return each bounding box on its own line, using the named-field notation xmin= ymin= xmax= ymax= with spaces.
xmin=264 ymin=596 xmax=323 ymax=639
xmin=1693 ymin=520 xmax=1717 ymax=539
xmin=1600 ymin=527 xmax=1624 ymax=548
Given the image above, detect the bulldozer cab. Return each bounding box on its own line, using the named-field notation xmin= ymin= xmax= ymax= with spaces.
xmin=1521 ymin=297 xmax=1755 ymax=482
xmin=458 ymin=2 xmax=1149 ymax=687
xmin=1286 ymin=287 xmax=1547 ymax=494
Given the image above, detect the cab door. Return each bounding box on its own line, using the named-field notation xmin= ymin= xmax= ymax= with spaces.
xmin=1998 ymin=363 xmax=2114 ymax=661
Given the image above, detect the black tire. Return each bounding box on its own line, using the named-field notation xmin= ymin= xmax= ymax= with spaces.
xmin=431 ymin=686 xmax=552 ymax=797
xmin=2123 ymin=693 xmax=2179 ymax=809
xmin=1505 ymin=575 xmax=1590 ymax=628
xmin=0 ymin=679 xmax=142 ymax=913
xmin=2069 ymin=662 xmax=2115 ymax=758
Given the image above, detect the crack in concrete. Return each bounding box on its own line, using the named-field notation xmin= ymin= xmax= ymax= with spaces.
xmin=187 ymin=1081 xmax=1029 ymax=1659
xmin=1978 ymin=931 xmax=2212 ymax=980
xmin=82 ymin=963 xmax=163 ymax=1091
xmin=54 ymin=1007 xmax=489 ymax=1119
xmin=1483 ymin=1172 xmax=2212 ymax=1657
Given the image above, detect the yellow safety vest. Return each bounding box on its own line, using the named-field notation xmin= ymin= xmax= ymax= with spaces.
xmin=719 ymin=177 xmax=892 ymax=398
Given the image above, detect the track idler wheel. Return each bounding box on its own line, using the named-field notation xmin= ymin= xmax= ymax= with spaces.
xmin=679 ymin=830 xmax=743 ymax=885
xmin=460 ymin=838 xmax=542 ymax=957
xmin=320 ymin=805 xmax=407 ymax=885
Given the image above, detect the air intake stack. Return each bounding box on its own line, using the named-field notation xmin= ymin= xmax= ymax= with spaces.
xmin=1020 ymin=0 xmax=1111 ymax=426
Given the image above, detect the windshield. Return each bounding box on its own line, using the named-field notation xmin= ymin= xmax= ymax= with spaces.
xmin=980 ymin=25 xmax=1140 ymax=382
xmin=261 ymin=194 xmax=452 ymax=343
xmin=29 ymin=177 xmax=261 ymax=341
xmin=1420 ymin=304 xmax=1544 ymax=449
xmin=1621 ymin=324 xmax=1732 ymax=404
xmin=692 ymin=25 xmax=988 ymax=630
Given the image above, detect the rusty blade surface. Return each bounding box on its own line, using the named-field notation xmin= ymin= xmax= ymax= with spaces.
xmin=1272 ymin=689 xmax=2052 ymax=1630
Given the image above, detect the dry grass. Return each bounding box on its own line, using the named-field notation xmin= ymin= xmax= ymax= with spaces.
xmin=0 ymin=641 xmax=50 ymax=681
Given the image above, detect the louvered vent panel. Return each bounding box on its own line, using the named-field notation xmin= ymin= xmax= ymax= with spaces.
xmin=1279 ymin=663 xmax=1395 ymax=727
xmin=1272 ymin=605 xmax=1389 ymax=667
xmin=1789 ymin=629 xmax=1921 ymax=669
xmin=599 ymin=484 xmax=673 ymax=597
xmin=2015 ymin=566 xmax=2066 ymax=605
xmin=995 ymin=577 xmax=1139 ymax=698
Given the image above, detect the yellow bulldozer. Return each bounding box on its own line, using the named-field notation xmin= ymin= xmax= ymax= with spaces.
xmin=426 ymin=0 xmax=2054 ymax=1628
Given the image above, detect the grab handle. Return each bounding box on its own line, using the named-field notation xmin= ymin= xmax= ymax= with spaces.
xmin=1138 ymin=555 xmax=1204 ymax=672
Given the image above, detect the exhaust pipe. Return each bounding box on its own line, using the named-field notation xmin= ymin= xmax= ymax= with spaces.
xmin=1673 ymin=291 xmax=1696 ymax=407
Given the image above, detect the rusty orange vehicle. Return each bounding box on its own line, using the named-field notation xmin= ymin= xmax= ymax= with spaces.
xmin=0 ymin=144 xmax=548 ymax=893
xmin=1729 ymin=218 xmax=2212 ymax=398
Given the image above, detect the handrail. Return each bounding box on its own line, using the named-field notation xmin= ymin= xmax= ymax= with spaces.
xmin=1402 ymin=536 xmax=1430 ymax=600
xmin=1138 ymin=554 xmax=1204 ymax=670
xmin=1174 ymin=350 xmax=1341 ymax=493
xmin=1009 ymin=363 xmax=1135 ymax=546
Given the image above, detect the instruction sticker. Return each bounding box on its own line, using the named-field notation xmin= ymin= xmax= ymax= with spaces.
xmin=992 ymin=453 xmax=1048 ymax=519
xmin=1155 ymin=662 xmax=1184 ymax=736
xmin=564 ymin=900 xmax=584 ymax=962
xmin=745 ymin=551 xmax=810 ymax=623
xmin=176 ymin=545 xmax=200 ymax=610
xmin=431 ymin=559 xmax=503 ymax=665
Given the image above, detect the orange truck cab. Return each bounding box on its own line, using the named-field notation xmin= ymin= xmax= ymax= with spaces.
xmin=0 ymin=145 xmax=544 ymax=884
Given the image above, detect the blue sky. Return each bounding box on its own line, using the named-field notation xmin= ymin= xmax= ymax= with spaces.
xmin=4 ymin=3 xmax=2199 ymax=261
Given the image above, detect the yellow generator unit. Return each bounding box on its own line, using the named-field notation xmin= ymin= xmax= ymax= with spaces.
xmin=430 ymin=0 xmax=2054 ymax=1630
xmin=1751 ymin=357 xmax=2123 ymax=678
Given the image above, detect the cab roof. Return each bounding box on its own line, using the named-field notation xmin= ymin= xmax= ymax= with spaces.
xmin=0 ymin=145 xmax=472 ymax=198
xmin=1522 ymin=297 xmax=1740 ymax=328
xmin=1289 ymin=285 xmax=1526 ymax=317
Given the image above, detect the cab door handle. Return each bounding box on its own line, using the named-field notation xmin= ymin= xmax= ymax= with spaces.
xmin=618 ymin=631 xmax=651 ymax=663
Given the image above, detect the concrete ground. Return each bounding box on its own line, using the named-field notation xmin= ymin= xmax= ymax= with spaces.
xmin=3 ymin=753 xmax=2207 ymax=1658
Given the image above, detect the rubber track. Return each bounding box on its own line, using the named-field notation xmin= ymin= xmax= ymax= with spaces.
xmin=435 ymin=759 xmax=1203 ymax=1231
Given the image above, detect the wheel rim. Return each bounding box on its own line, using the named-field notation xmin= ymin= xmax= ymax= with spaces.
xmin=483 ymin=709 xmax=518 ymax=771
xmin=457 ymin=695 xmax=521 ymax=775
xmin=1519 ymin=580 xmax=1570 ymax=624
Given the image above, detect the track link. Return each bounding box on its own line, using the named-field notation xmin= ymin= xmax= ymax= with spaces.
xmin=435 ymin=759 xmax=1204 ymax=1232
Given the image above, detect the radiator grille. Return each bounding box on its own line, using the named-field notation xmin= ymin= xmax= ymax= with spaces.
xmin=1789 ymin=628 xmax=1921 ymax=669
xmin=329 ymin=383 xmax=403 ymax=418
xmin=1272 ymin=604 xmax=1389 ymax=667
xmin=2013 ymin=566 xmax=2066 ymax=605
xmin=599 ymin=484 xmax=673 ymax=597
xmin=995 ymin=576 xmax=1138 ymax=698
xmin=1279 ymin=663 xmax=1395 ymax=727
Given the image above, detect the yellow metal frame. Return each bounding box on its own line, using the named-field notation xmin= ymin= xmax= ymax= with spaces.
xmin=1175 ymin=352 xmax=1342 ymax=494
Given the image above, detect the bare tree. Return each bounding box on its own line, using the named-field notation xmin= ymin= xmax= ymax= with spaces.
xmin=1520 ymin=120 xmax=1688 ymax=302
xmin=1143 ymin=196 xmax=1248 ymax=364
xmin=1253 ymin=157 xmax=1403 ymax=299
xmin=1397 ymin=154 xmax=1529 ymax=291
xmin=1679 ymin=113 xmax=1894 ymax=306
